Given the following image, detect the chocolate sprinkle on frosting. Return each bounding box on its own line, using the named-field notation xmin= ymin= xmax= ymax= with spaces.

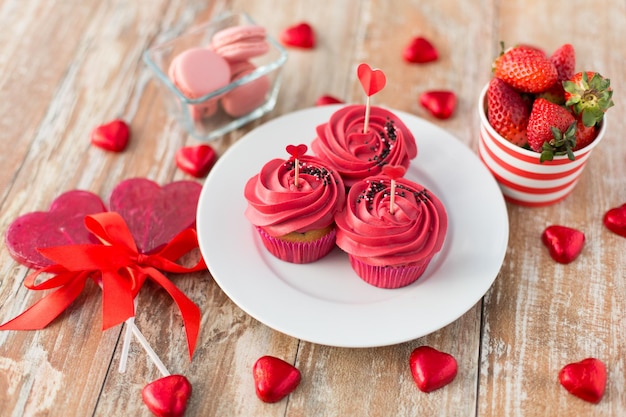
xmin=356 ymin=180 xmax=430 ymax=210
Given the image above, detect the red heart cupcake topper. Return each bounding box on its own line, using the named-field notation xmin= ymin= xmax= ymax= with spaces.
xmin=382 ymin=165 xmax=406 ymax=214
xmin=357 ymin=63 xmax=387 ymax=97
xmin=382 ymin=165 xmax=407 ymax=180
xmin=286 ymin=144 xmax=308 ymax=159
xmin=286 ymin=144 xmax=308 ymax=189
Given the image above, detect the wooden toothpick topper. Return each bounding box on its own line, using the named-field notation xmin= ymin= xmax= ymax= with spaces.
xmin=286 ymin=144 xmax=308 ymax=188
xmin=357 ymin=63 xmax=387 ymax=133
xmin=382 ymin=165 xmax=406 ymax=214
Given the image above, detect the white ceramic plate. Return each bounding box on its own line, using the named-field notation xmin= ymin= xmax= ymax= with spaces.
xmin=197 ymin=105 xmax=509 ymax=348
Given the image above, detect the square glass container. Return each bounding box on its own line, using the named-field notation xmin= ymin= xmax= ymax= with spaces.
xmin=143 ymin=12 xmax=288 ymax=141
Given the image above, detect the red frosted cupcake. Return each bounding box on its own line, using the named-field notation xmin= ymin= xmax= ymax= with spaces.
xmin=334 ymin=166 xmax=447 ymax=288
xmin=244 ymin=144 xmax=345 ymax=263
xmin=311 ymin=104 xmax=417 ymax=188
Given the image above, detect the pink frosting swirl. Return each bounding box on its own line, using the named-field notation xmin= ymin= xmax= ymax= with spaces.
xmin=311 ymin=105 xmax=417 ymax=187
xmin=335 ymin=176 xmax=447 ymax=266
xmin=244 ymin=155 xmax=345 ymax=236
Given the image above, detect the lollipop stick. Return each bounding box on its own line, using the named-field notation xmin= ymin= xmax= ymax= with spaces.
xmin=131 ymin=323 xmax=170 ymax=377
xmin=363 ymin=96 xmax=371 ymax=133
xmin=118 ymin=317 xmax=134 ymax=373
xmin=115 ymin=296 xmax=170 ymax=377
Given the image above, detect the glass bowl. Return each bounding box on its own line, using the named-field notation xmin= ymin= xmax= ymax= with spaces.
xmin=144 ymin=12 xmax=288 ymax=141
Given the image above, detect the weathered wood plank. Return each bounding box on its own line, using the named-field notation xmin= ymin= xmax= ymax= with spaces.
xmin=0 ymin=0 xmax=624 ymax=416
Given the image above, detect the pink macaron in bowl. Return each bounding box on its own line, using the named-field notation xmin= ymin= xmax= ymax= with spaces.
xmin=144 ymin=12 xmax=287 ymax=141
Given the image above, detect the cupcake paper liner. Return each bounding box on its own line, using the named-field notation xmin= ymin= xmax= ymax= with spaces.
xmin=348 ymin=255 xmax=433 ymax=289
xmin=256 ymin=226 xmax=337 ymax=264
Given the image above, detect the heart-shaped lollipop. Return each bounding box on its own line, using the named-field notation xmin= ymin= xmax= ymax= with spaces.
xmin=541 ymin=225 xmax=585 ymax=264
xmin=559 ymin=358 xmax=606 ymax=404
xmin=253 ymin=355 xmax=301 ymax=403
xmin=142 ymin=375 xmax=192 ymax=417
xmin=90 ymin=119 xmax=130 ymax=152
xmin=409 ymin=346 xmax=458 ymax=393
xmin=603 ymin=203 xmax=626 ymax=238
xmin=109 ymin=178 xmax=202 ymax=254
xmin=357 ymin=63 xmax=387 ymax=97
xmin=280 ymin=22 xmax=315 ymax=48
xmin=175 ymin=144 xmax=217 ymax=178
xmin=5 ymin=190 xmax=107 ymax=268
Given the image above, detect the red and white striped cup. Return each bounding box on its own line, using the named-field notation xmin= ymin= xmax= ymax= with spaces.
xmin=478 ymin=84 xmax=606 ymax=207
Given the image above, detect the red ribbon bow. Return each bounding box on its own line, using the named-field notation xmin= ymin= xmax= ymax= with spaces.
xmin=0 ymin=212 xmax=206 ymax=358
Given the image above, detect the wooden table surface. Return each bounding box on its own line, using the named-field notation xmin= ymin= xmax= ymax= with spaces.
xmin=1 ymin=0 xmax=625 ymax=416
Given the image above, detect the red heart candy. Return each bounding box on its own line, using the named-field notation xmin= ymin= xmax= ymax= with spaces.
xmin=316 ymin=94 xmax=344 ymax=106
xmin=541 ymin=225 xmax=585 ymax=264
xmin=286 ymin=144 xmax=308 ymax=159
xmin=559 ymin=358 xmax=606 ymax=404
xmin=5 ymin=190 xmax=106 ymax=269
xmin=382 ymin=165 xmax=406 ymax=179
xmin=253 ymin=355 xmax=301 ymax=403
xmin=90 ymin=119 xmax=130 ymax=152
xmin=280 ymin=22 xmax=315 ymax=48
xmin=419 ymin=91 xmax=457 ymax=119
xmin=109 ymin=178 xmax=202 ymax=254
xmin=403 ymin=36 xmax=439 ymax=64
xmin=357 ymin=63 xmax=387 ymax=97
xmin=409 ymin=346 xmax=458 ymax=393
xmin=175 ymin=144 xmax=217 ymax=178
xmin=142 ymin=375 xmax=192 ymax=417
xmin=603 ymin=203 xmax=626 ymax=238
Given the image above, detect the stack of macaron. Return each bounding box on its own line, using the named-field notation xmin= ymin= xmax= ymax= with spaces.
xmin=168 ymin=24 xmax=272 ymax=120
xmin=243 ymin=104 xmax=448 ymax=289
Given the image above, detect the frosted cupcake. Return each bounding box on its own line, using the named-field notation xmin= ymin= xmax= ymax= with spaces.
xmin=311 ymin=104 xmax=417 ymax=188
xmin=244 ymin=144 xmax=345 ymax=263
xmin=334 ymin=166 xmax=447 ymax=288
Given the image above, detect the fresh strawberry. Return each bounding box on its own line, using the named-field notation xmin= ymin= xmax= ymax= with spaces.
xmin=563 ymin=71 xmax=613 ymax=127
xmin=537 ymin=44 xmax=576 ymax=104
xmin=486 ymin=77 xmax=530 ymax=146
xmin=537 ymin=83 xmax=566 ymax=105
xmin=573 ymin=117 xmax=597 ymax=151
xmin=551 ymin=44 xmax=576 ymax=81
xmin=527 ymin=98 xmax=576 ymax=161
xmin=493 ymin=44 xmax=558 ymax=93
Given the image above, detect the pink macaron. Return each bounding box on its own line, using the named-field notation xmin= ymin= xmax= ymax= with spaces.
xmin=168 ymin=47 xmax=231 ymax=120
xmin=221 ymin=61 xmax=271 ymax=117
xmin=210 ymin=25 xmax=269 ymax=62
